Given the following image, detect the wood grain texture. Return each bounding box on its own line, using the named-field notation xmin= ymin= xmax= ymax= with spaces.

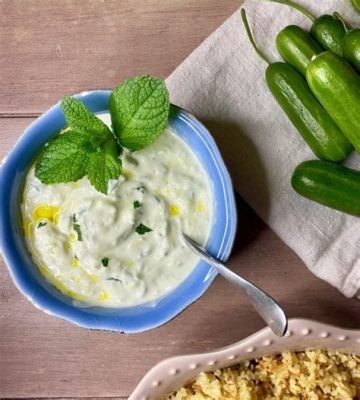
xmin=1 ymin=119 xmax=359 ymax=397
xmin=1 ymin=1 xmax=360 ymax=399
xmin=0 ymin=118 xmax=33 ymax=159
xmin=0 ymin=0 xmax=239 ymax=115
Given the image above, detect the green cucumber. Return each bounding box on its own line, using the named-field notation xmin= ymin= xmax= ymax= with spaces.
xmin=276 ymin=25 xmax=322 ymax=76
xmin=266 ymin=63 xmax=351 ymax=162
xmin=343 ymin=29 xmax=360 ymax=74
xmin=307 ymin=52 xmax=360 ymax=154
xmin=352 ymin=0 xmax=360 ymax=13
xmin=311 ymin=14 xmax=346 ymax=56
xmin=292 ymin=160 xmax=360 ymax=216
xmin=240 ymin=9 xmax=352 ymax=163
xmin=266 ymin=1 xmax=346 ymax=56
xmin=333 ymin=12 xmax=360 ymax=74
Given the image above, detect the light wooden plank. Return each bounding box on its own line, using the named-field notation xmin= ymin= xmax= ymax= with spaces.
xmin=0 ymin=118 xmax=34 ymax=160
xmin=0 ymin=0 xmax=239 ymax=115
xmin=1 ymin=118 xmax=359 ymax=397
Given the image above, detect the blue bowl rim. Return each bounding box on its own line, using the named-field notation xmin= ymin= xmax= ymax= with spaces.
xmin=0 ymin=89 xmax=237 ymax=332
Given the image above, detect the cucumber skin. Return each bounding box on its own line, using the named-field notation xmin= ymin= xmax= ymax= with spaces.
xmin=307 ymin=52 xmax=360 ymax=154
xmin=276 ymin=25 xmax=322 ymax=76
xmin=352 ymin=0 xmax=360 ymax=13
xmin=292 ymin=160 xmax=360 ymax=217
xmin=266 ymin=62 xmax=352 ymax=162
xmin=343 ymin=29 xmax=360 ymax=74
xmin=311 ymin=15 xmax=346 ymax=56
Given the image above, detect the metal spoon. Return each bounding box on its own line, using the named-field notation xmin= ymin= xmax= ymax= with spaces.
xmin=183 ymin=234 xmax=288 ymax=337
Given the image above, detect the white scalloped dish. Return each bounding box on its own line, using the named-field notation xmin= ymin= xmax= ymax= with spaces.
xmin=129 ymin=319 xmax=360 ymax=400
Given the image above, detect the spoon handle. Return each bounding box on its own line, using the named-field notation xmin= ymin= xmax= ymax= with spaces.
xmin=183 ymin=234 xmax=288 ymax=337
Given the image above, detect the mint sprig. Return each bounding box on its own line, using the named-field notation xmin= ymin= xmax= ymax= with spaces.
xmin=110 ymin=76 xmax=170 ymax=151
xmin=35 ymin=76 xmax=169 ymax=194
xmin=35 ymin=98 xmax=122 ymax=194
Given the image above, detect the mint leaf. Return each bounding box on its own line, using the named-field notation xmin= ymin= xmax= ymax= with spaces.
xmin=133 ymin=200 xmax=142 ymax=209
xmin=87 ymin=139 xmax=122 ymax=194
xmin=37 ymin=77 xmax=168 ymax=195
xmin=101 ymin=257 xmax=109 ymax=267
xmin=135 ymin=223 xmax=152 ymax=235
xmin=72 ymin=214 xmax=83 ymax=241
xmin=109 ymin=76 xmax=170 ymax=151
xmin=107 ymin=277 xmax=122 ymax=282
xmin=35 ymin=129 xmax=89 ymax=184
xmin=36 ymin=98 xmax=121 ymax=194
xmin=74 ymin=225 xmax=82 ymax=241
xmin=61 ymin=96 xmax=113 ymax=140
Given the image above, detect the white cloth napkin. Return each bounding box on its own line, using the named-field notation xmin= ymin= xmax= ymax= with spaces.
xmin=166 ymin=0 xmax=360 ymax=297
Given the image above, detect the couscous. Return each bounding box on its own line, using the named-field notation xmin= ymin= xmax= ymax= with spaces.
xmin=165 ymin=350 xmax=360 ymax=399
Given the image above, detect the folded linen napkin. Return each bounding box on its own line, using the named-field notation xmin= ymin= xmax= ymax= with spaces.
xmin=166 ymin=0 xmax=360 ymax=297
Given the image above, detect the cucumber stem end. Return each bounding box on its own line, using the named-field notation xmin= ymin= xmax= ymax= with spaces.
xmin=333 ymin=12 xmax=350 ymax=33
xmin=240 ymin=8 xmax=271 ymax=65
xmin=265 ymin=0 xmax=316 ymax=22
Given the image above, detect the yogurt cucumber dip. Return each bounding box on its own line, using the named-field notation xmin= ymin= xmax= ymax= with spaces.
xmin=21 ymin=76 xmax=213 ymax=307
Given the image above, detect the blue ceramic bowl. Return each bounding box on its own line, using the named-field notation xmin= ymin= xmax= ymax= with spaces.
xmin=0 ymin=90 xmax=237 ymax=333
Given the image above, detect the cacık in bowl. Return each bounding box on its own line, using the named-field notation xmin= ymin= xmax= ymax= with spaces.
xmin=0 ymin=76 xmax=237 ymax=332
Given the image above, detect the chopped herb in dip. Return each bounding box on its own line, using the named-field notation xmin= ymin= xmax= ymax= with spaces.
xmin=107 ymin=277 xmax=122 ymax=283
xmin=133 ymin=200 xmax=142 ymax=209
xmin=72 ymin=215 xmax=82 ymax=241
xmin=101 ymin=257 xmax=109 ymax=267
xmin=135 ymin=223 xmax=152 ymax=235
xmin=37 ymin=222 xmax=47 ymax=229
xmin=136 ymin=186 xmax=145 ymax=193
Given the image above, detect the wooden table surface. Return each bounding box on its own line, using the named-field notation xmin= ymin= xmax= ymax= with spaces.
xmin=1 ymin=1 xmax=359 ymax=399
